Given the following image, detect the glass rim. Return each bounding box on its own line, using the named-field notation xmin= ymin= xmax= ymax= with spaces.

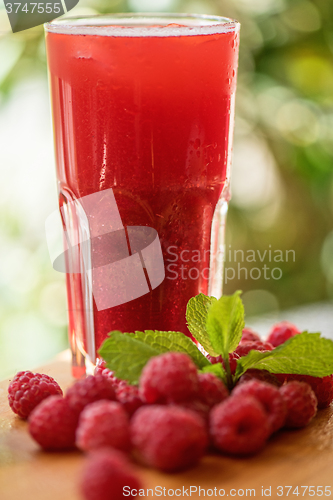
xmin=44 ymin=12 xmax=240 ymax=37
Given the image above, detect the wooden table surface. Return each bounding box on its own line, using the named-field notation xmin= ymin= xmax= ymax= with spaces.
xmin=1 ymin=352 xmax=333 ymax=500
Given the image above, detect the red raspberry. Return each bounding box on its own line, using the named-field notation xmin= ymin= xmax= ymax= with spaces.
xmin=94 ymin=359 xmax=121 ymax=386
xmin=275 ymin=374 xmax=333 ymax=409
xmin=116 ymin=384 xmax=144 ymax=416
xmin=171 ymin=399 xmax=211 ymax=422
xmin=227 ymin=352 xmax=240 ymax=375
xmin=274 ymin=373 xmax=289 ymax=385
xmin=29 ymin=395 xmax=79 ymax=450
xmin=240 ymin=328 xmax=261 ymax=344
xmin=232 ymin=380 xmax=286 ymax=433
xmin=66 ymin=375 xmax=116 ymax=414
xmin=76 ymin=400 xmax=130 ymax=452
xmin=116 ymin=379 xmax=129 ymax=390
xmin=266 ymin=321 xmax=300 ymax=347
xmin=94 ymin=358 xmax=108 ymax=375
xmin=198 ymin=372 xmax=229 ymax=408
xmin=235 ymin=340 xmax=273 ymax=358
xmin=206 ymin=352 xmax=239 ymax=375
xmin=238 ymin=369 xmax=281 ymax=387
xmin=139 ymin=352 xmax=199 ymax=404
xmin=131 ymin=405 xmax=208 ymax=471
xmin=80 ymin=448 xmax=141 ymax=500
xmin=296 ymin=375 xmax=333 ymax=409
xmin=280 ymin=381 xmax=317 ymax=428
xmin=206 ymin=354 xmax=220 ymax=364
xmin=210 ymin=395 xmax=270 ymax=456
xmin=8 ymin=371 xmax=63 ymax=419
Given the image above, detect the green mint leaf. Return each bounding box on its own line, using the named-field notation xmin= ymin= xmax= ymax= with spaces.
xmin=206 ymin=290 xmax=244 ymax=358
xmin=186 ymin=293 xmax=219 ymax=356
xmin=98 ymin=331 xmax=160 ymax=384
xmin=131 ymin=330 xmax=210 ymax=369
xmin=99 ymin=330 xmax=211 ymax=384
xmin=201 ymin=363 xmax=228 ymax=387
xmin=235 ymin=332 xmax=333 ymax=379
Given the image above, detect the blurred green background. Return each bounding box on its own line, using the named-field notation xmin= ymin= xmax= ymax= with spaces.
xmin=0 ymin=0 xmax=333 ymax=378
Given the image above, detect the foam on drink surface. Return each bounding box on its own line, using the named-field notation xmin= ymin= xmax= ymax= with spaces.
xmin=45 ymin=17 xmax=238 ymax=37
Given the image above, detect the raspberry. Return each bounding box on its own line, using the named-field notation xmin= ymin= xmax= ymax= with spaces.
xmin=8 ymin=371 xmax=63 ymax=419
xmin=232 ymin=380 xmax=286 ymax=433
xmin=80 ymin=448 xmax=141 ymax=500
xmin=240 ymin=328 xmax=261 ymax=344
xmin=76 ymin=400 xmax=130 ymax=452
xmin=66 ymin=375 xmax=116 ymax=414
xmin=171 ymin=399 xmax=211 ymax=422
xmin=139 ymin=352 xmax=199 ymax=404
xmin=206 ymin=352 xmax=239 ymax=375
xmin=116 ymin=379 xmax=129 ymax=391
xmin=94 ymin=358 xmax=108 ymax=376
xmin=275 ymin=374 xmax=333 ymax=409
xmin=227 ymin=352 xmax=240 ymax=375
xmin=29 ymin=395 xmax=79 ymax=450
xmin=198 ymin=372 xmax=229 ymax=408
xmin=235 ymin=340 xmax=273 ymax=358
xmin=274 ymin=373 xmax=289 ymax=385
xmin=296 ymin=375 xmax=333 ymax=409
xmin=116 ymin=384 xmax=144 ymax=416
xmin=266 ymin=321 xmax=300 ymax=347
xmin=210 ymin=395 xmax=270 ymax=456
xmin=238 ymin=369 xmax=281 ymax=387
xmin=94 ymin=359 xmax=121 ymax=385
xmin=131 ymin=405 xmax=208 ymax=471
xmin=206 ymin=354 xmax=220 ymax=364
xmin=280 ymin=381 xmax=317 ymax=428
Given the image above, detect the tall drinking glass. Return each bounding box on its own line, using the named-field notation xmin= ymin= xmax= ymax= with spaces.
xmin=45 ymin=14 xmax=240 ymax=377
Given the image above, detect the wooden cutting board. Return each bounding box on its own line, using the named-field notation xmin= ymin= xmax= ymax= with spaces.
xmin=1 ymin=351 xmax=333 ymax=500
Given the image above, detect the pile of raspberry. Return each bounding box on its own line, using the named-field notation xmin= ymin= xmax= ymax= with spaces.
xmin=7 ymin=321 xmax=333 ymax=500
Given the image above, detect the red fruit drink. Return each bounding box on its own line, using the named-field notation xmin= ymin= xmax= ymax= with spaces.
xmin=45 ymin=15 xmax=239 ymax=375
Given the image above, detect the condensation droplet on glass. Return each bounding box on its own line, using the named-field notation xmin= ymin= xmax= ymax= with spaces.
xmin=194 ymin=138 xmax=201 ymax=149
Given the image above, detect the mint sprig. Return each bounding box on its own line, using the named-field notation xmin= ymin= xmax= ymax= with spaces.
xmin=99 ymin=291 xmax=333 ymax=390
xmin=186 ymin=291 xmax=244 ymax=386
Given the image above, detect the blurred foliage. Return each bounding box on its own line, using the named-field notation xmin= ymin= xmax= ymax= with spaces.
xmin=220 ymin=0 xmax=333 ymax=314
xmin=1 ymin=0 xmax=333 ymax=377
